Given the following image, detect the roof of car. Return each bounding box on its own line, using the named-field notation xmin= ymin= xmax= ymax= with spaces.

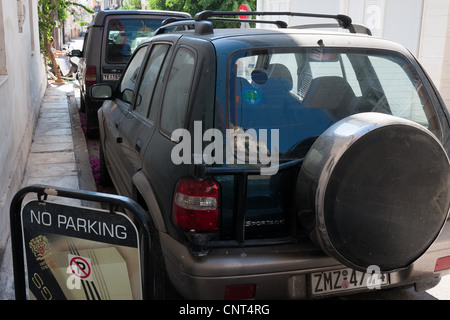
xmin=150 ymin=11 xmax=413 ymax=55
xmin=153 ymin=25 xmax=410 ymax=56
xmin=90 ymin=10 xmax=191 ymax=27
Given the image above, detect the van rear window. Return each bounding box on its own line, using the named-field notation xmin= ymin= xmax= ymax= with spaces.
xmin=105 ymin=18 xmax=164 ymax=63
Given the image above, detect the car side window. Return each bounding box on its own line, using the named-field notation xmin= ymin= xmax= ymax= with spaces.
xmin=160 ymin=47 xmax=196 ymax=135
xmin=105 ymin=18 xmax=164 ymax=64
xmin=118 ymin=46 xmax=147 ymax=105
xmin=148 ymin=50 xmax=170 ymax=121
xmin=134 ymin=44 xmax=170 ymax=117
xmin=368 ymin=56 xmax=433 ymax=128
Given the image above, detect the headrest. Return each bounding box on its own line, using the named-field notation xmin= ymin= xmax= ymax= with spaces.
xmin=303 ymin=76 xmax=355 ymax=110
xmin=268 ymin=63 xmax=293 ymax=91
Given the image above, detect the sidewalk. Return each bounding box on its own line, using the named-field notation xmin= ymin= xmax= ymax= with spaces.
xmin=0 ymin=81 xmax=96 ymax=299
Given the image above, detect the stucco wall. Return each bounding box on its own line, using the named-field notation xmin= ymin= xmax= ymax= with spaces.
xmin=0 ymin=0 xmax=46 ymax=256
xmin=418 ymin=0 xmax=450 ymax=109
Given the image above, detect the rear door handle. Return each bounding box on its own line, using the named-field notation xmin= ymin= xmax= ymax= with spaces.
xmin=135 ymin=139 xmax=143 ymax=153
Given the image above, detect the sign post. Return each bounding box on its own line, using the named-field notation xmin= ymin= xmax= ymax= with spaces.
xmin=10 ymin=185 xmax=151 ymax=300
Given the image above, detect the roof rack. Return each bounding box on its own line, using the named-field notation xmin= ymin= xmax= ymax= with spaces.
xmin=156 ymin=18 xmax=213 ymax=35
xmin=289 ymin=23 xmax=372 ymax=35
xmin=160 ymin=16 xmax=287 ymax=28
xmin=208 ymin=17 xmax=288 ymax=28
xmin=196 ymin=11 xmax=349 ymax=26
xmin=155 ymin=10 xmax=371 ymax=36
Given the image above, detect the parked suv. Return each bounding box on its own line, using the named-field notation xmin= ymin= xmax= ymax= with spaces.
xmin=75 ymin=10 xmax=191 ymax=138
xmin=92 ymin=11 xmax=450 ymax=299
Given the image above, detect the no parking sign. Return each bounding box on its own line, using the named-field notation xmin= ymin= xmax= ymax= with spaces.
xmin=69 ymin=255 xmax=92 ymax=281
xmin=10 ymin=185 xmax=152 ymax=300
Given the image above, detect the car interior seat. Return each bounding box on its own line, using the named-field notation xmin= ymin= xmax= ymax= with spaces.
xmin=302 ymin=76 xmax=358 ymax=121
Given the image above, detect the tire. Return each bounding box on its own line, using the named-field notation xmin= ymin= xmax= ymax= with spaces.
xmin=296 ymin=112 xmax=450 ymax=272
xmin=80 ymin=94 xmax=85 ymax=113
xmin=146 ymin=213 xmax=176 ymax=299
xmin=125 ymin=208 xmax=172 ymax=299
xmin=85 ymin=102 xmax=99 ymax=139
xmin=98 ymin=139 xmax=112 ymax=186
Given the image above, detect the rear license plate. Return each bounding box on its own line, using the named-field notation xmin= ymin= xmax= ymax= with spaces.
xmin=310 ymin=267 xmax=389 ymax=296
xmin=103 ymin=73 xmax=120 ymax=81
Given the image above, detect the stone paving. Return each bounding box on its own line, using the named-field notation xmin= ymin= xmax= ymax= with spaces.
xmin=22 ymin=84 xmax=80 ymax=200
xmin=0 ymin=82 xmax=87 ymax=299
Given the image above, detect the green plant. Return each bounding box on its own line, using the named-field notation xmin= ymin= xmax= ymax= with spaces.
xmin=147 ymin=0 xmax=256 ymax=27
xmin=38 ymin=0 xmax=93 ymax=81
xmin=120 ymin=0 xmax=143 ymax=10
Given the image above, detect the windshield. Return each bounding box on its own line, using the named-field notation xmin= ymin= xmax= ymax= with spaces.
xmin=106 ymin=18 xmax=164 ymax=63
xmin=228 ymin=48 xmax=440 ymax=160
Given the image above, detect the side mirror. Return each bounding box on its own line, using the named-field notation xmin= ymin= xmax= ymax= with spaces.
xmin=90 ymin=84 xmax=113 ymax=100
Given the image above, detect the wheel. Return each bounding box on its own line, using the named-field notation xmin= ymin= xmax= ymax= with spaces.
xmin=98 ymin=139 xmax=112 ymax=186
xmin=80 ymin=94 xmax=85 ymax=112
xmin=296 ymin=112 xmax=450 ymax=272
xmin=145 ymin=214 xmax=178 ymax=299
xmin=85 ymin=103 xmax=99 ymax=139
xmin=124 ymin=207 xmax=175 ymax=299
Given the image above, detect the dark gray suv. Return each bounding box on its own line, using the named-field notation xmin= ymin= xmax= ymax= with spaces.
xmin=92 ymin=11 xmax=450 ymax=299
xmin=76 ymin=10 xmax=190 ymax=138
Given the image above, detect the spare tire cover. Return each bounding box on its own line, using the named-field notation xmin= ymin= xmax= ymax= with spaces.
xmin=296 ymin=112 xmax=450 ymax=272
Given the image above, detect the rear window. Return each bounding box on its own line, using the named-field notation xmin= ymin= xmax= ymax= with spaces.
xmin=105 ymin=18 xmax=165 ymax=63
xmin=229 ymin=48 xmax=441 ymax=159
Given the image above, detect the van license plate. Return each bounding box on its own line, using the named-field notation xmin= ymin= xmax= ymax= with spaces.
xmin=310 ymin=267 xmax=389 ymax=296
xmin=103 ymin=73 xmax=120 ymax=81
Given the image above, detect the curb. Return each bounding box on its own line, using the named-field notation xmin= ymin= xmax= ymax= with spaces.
xmin=67 ymin=87 xmax=101 ymax=209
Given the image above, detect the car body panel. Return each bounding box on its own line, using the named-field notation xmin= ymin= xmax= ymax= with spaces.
xmin=161 ymin=220 xmax=450 ymax=299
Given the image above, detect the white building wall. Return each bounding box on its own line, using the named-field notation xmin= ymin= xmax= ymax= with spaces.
xmin=0 ymin=0 xmax=46 ymax=255
xmin=383 ymin=0 xmax=423 ymax=56
xmin=419 ymin=0 xmax=450 ymax=108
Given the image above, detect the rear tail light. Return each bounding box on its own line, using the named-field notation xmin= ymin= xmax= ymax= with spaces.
xmin=435 ymin=256 xmax=450 ymax=272
xmin=86 ymin=66 xmax=97 ymax=87
xmin=173 ymin=178 xmax=220 ymax=232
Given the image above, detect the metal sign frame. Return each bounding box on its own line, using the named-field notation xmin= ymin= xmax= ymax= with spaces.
xmin=10 ymin=184 xmax=152 ymax=300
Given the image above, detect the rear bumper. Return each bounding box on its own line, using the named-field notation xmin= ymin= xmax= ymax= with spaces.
xmin=161 ymin=220 xmax=450 ymax=299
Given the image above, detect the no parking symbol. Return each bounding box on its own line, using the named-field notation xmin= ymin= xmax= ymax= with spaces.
xmin=68 ymin=254 xmax=92 ymax=282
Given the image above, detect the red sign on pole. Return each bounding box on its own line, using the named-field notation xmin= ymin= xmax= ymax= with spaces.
xmin=239 ymin=4 xmax=251 ymax=19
